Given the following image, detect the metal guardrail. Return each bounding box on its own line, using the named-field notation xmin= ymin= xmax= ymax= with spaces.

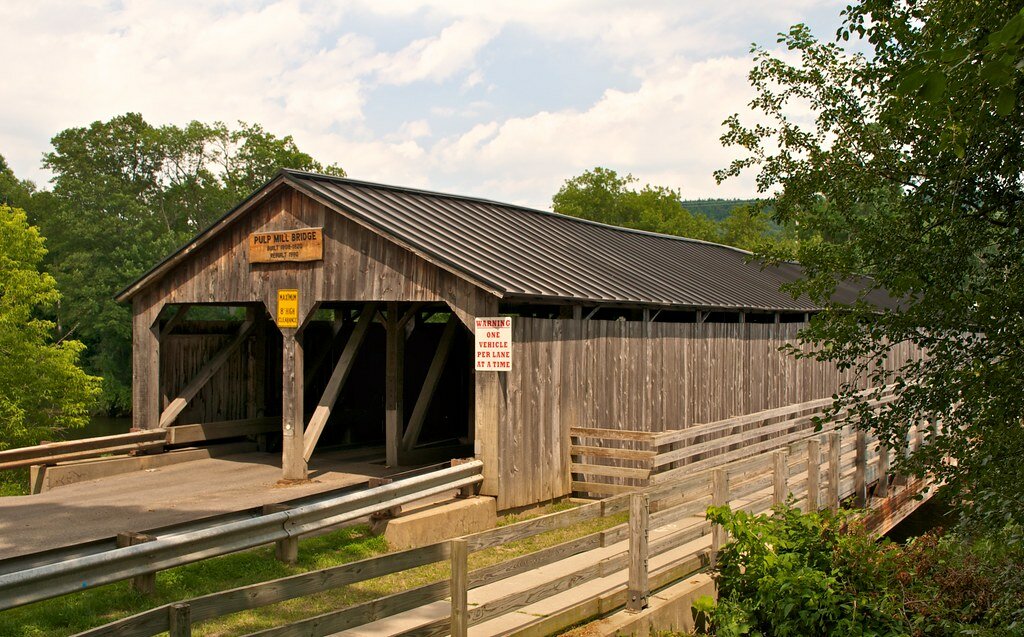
xmin=0 ymin=458 xmax=449 ymax=576
xmin=0 ymin=459 xmax=483 ymax=610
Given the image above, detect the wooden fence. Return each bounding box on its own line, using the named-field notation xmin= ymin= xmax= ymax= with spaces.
xmin=570 ymin=389 xmax=898 ymax=496
xmin=74 ymin=397 xmax=928 ymax=637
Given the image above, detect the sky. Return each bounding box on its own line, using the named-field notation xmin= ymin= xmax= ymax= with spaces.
xmin=0 ymin=0 xmax=848 ymax=210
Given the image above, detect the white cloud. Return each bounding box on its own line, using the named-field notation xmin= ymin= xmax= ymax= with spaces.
xmin=375 ymin=19 xmax=499 ymax=86
xmin=0 ymin=0 xmax=841 ymax=209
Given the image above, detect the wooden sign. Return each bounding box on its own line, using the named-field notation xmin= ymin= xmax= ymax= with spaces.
xmin=277 ymin=289 xmax=299 ymax=329
xmin=475 ymin=317 xmax=512 ymax=371
xmin=250 ymin=228 xmax=323 ymax=263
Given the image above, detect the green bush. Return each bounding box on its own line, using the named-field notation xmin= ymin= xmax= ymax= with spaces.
xmin=700 ymin=504 xmax=1024 ymax=637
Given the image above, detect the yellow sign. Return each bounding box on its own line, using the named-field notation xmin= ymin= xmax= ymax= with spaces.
xmin=277 ymin=289 xmax=299 ymax=329
xmin=250 ymin=227 xmax=323 ymax=263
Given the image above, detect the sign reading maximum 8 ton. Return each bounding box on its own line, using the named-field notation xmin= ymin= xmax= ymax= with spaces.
xmin=474 ymin=317 xmax=512 ymax=372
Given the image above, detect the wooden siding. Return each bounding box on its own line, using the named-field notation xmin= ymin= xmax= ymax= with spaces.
xmin=491 ymin=318 xmax=918 ymax=510
xmin=133 ymin=187 xmax=490 ymax=325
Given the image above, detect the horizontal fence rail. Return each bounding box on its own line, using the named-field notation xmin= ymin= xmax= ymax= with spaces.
xmin=0 ymin=418 xmax=281 ymax=471
xmin=0 ymin=460 xmax=483 ymax=610
xmin=571 ymin=387 xmax=896 ymax=496
xmin=71 ymin=400 xmax=933 ymax=637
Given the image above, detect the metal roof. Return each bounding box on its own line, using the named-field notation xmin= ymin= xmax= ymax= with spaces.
xmin=283 ymin=170 xmax=818 ymax=312
xmin=121 ymin=169 xmax=890 ymax=312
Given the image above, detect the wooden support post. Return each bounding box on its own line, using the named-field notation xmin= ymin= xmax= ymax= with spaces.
xmin=894 ymin=428 xmax=911 ymax=486
xmin=302 ymin=303 xmax=378 ymax=461
xmin=386 ymin=303 xmax=405 ymax=467
xmin=711 ymin=469 xmax=728 ymax=568
xmin=627 ymin=492 xmax=650 ymax=612
xmin=281 ymin=329 xmax=306 ymax=480
xmin=132 ymin=300 xmax=162 ymax=430
xmin=160 ymin=317 xmax=256 ymax=428
xmin=402 ymin=316 xmax=459 ymax=451
xmin=773 ymin=449 xmax=788 ymax=506
xmin=806 ymin=438 xmax=820 ymax=512
xmin=876 ymin=442 xmax=890 ymax=498
xmin=263 ymin=504 xmax=299 ymax=563
xmin=854 ymin=430 xmax=868 ymax=507
xmin=827 ymin=432 xmax=841 ymax=511
xmin=450 ymin=538 xmax=469 ymax=637
xmin=117 ymin=532 xmax=157 ymax=594
xmin=168 ymin=603 xmax=191 ymax=637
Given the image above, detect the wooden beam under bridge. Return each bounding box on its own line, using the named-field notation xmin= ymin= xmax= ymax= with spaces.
xmin=158 ymin=311 xmax=257 ymax=428
xmin=402 ymin=315 xmax=459 ymax=452
xmin=302 ymin=302 xmax=379 ymax=462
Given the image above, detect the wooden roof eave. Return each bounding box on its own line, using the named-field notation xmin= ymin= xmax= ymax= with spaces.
xmin=114 ymin=172 xmax=506 ymax=304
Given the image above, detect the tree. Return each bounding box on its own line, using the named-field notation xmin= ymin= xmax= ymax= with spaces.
xmin=718 ymin=2 xmax=1024 ymax=530
xmin=37 ymin=113 xmax=345 ymax=412
xmin=551 ymin=167 xmax=721 ymax=241
xmin=0 ymin=206 xmax=100 ymax=449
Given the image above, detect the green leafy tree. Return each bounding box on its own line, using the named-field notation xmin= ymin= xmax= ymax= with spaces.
xmin=0 ymin=206 xmax=100 ymax=450
xmin=717 ymin=2 xmax=1024 ymax=530
xmin=38 ymin=113 xmax=345 ymax=413
xmin=552 ymin=167 xmax=721 ymax=241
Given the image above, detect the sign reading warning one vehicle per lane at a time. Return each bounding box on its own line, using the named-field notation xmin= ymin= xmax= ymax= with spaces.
xmin=475 ymin=317 xmax=512 ymax=371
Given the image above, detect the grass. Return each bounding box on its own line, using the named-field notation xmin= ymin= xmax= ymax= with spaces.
xmin=0 ymin=471 xmax=29 ymax=497
xmin=0 ymin=500 xmax=627 ymax=637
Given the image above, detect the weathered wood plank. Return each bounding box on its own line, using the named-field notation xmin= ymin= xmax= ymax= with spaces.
xmin=159 ymin=318 xmax=256 ymax=428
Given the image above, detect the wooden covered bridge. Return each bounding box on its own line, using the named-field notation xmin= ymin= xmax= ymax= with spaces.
xmin=117 ymin=169 xmax=905 ymax=511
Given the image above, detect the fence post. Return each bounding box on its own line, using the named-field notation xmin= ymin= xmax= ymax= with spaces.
xmin=116 ymin=532 xmax=157 ymax=594
xmin=806 ymin=438 xmax=820 ymax=512
xmin=450 ymin=538 xmax=468 ymax=637
xmin=876 ymin=442 xmax=890 ymax=498
xmin=627 ymin=492 xmax=650 ymax=612
xmin=262 ymin=504 xmax=299 ymax=564
xmin=711 ymin=469 xmax=729 ymax=568
xmin=169 ymin=602 xmax=191 ymax=637
xmin=772 ymin=449 xmax=788 ymax=506
xmin=827 ymin=432 xmax=841 ymax=511
xmin=854 ymin=430 xmax=867 ymax=507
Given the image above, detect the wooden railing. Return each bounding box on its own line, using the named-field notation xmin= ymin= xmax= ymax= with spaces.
xmin=570 ymin=389 xmax=898 ymax=496
xmin=0 ymin=417 xmax=280 ymax=472
xmin=73 ymin=403 xmax=930 ymax=637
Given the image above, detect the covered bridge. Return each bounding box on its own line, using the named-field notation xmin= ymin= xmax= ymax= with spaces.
xmin=118 ymin=169 xmax=897 ymax=510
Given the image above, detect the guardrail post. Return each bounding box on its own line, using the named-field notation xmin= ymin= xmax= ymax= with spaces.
xmin=450 ymin=538 xmax=468 ymax=637
xmin=772 ymin=449 xmax=788 ymax=506
xmin=116 ymin=532 xmax=157 ymax=594
xmin=876 ymin=442 xmax=889 ymax=498
xmin=262 ymin=504 xmax=298 ymax=564
xmin=806 ymin=438 xmax=820 ymax=512
xmin=627 ymin=492 xmax=650 ymax=612
xmin=452 ymin=458 xmax=480 ymax=499
xmin=854 ymin=430 xmax=867 ymax=507
xmin=711 ymin=469 xmax=728 ymax=569
xmin=169 ymin=602 xmax=191 ymax=637
xmin=827 ymin=432 xmax=840 ymax=511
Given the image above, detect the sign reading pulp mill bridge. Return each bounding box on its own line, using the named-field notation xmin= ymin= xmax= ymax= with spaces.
xmin=249 ymin=227 xmax=323 ymax=263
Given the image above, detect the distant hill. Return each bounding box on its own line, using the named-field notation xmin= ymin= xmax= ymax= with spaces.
xmin=679 ymin=198 xmax=759 ymax=221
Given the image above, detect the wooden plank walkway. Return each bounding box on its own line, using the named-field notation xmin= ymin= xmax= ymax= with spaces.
xmin=0 ymin=447 xmax=395 ymax=559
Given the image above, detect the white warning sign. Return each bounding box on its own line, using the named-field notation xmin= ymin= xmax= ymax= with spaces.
xmin=474 ymin=317 xmax=512 ymax=372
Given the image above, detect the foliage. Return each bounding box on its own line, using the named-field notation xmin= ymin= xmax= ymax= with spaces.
xmin=0 ymin=206 xmax=100 ymax=450
xmin=700 ymin=504 xmax=1024 ymax=636
xmin=552 ymin=167 xmax=794 ymax=253
xmin=716 ymin=1 xmax=1024 ymax=530
xmin=552 ymin=167 xmax=721 ymax=241
xmin=33 ymin=113 xmax=344 ymax=413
